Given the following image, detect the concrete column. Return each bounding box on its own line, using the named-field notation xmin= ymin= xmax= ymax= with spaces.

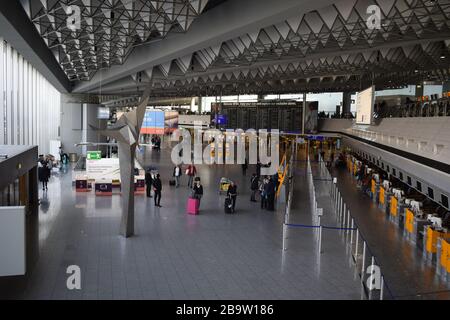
xmin=302 ymin=93 xmax=306 ymax=134
xmin=118 ymin=142 xmax=136 ymax=238
xmin=197 ymin=97 xmax=202 ymax=114
xmin=342 ymin=92 xmax=352 ymax=117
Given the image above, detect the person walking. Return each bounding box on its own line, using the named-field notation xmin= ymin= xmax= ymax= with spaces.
xmin=191 ymin=179 xmax=203 ymax=206
xmin=227 ymin=181 xmax=238 ymax=213
xmin=250 ymin=173 xmax=259 ymax=202
xmin=173 ymin=165 xmax=182 ymax=188
xmin=153 ymin=174 xmax=162 ymax=207
xmin=186 ymin=164 xmax=197 ymax=188
xmin=145 ymin=169 xmax=153 ymax=198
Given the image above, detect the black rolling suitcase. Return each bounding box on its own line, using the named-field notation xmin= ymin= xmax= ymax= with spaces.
xmin=224 ymin=196 xmax=233 ymax=214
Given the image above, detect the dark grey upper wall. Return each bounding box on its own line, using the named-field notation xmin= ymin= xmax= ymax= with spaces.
xmin=0 ymin=1 xmax=71 ymax=93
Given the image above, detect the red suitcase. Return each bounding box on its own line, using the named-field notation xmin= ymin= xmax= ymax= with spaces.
xmin=187 ymin=197 xmax=200 ymax=215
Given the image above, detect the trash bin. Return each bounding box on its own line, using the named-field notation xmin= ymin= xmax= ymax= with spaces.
xmin=69 ymin=153 xmax=78 ymax=163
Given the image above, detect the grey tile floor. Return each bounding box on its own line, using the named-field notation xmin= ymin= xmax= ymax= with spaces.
xmin=0 ymin=144 xmax=362 ymax=300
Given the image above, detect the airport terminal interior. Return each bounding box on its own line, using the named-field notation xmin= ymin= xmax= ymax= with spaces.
xmin=1 ymin=0 xmax=450 ymax=302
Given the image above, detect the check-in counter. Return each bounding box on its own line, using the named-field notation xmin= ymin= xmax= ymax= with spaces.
xmin=389 ymin=195 xmax=409 ymax=227
xmin=403 ymin=209 xmax=432 ymax=245
xmin=389 ymin=195 xmax=399 ymax=224
xmin=436 ymin=237 xmax=450 ymax=279
xmin=379 ymin=187 xmax=389 ymax=214
xmin=423 ymin=226 xmax=450 ymax=263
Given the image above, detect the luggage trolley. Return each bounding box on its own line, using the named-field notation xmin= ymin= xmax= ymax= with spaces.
xmin=219 ymin=177 xmax=231 ymax=194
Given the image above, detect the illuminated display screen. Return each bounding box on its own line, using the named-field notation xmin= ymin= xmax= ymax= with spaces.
xmin=141 ymin=110 xmax=179 ymax=134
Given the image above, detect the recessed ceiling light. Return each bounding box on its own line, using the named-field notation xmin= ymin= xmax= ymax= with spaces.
xmin=440 ymin=55 xmax=446 ymax=59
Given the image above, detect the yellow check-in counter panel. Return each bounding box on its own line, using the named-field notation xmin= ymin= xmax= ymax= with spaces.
xmin=390 ymin=196 xmax=398 ymax=217
xmin=405 ymin=209 xmax=414 ymax=234
xmin=379 ymin=187 xmax=385 ymax=205
xmin=426 ymin=228 xmax=450 ymax=254
xmin=440 ymin=239 xmax=450 ymax=273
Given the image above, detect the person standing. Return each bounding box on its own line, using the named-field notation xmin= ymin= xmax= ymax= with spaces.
xmin=227 ymin=181 xmax=238 ymax=213
xmin=186 ymin=164 xmax=197 ymax=188
xmin=38 ymin=158 xmax=49 ymax=191
xmin=192 ymin=179 xmax=203 ymax=206
xmin=250 ymin=173 xmax=259 ymax=202
xmin=259 ymin=178 xmax=269 ymax=209
xmin=266 ymin=177 xmax=276 ymax=211
xmin=153 ymin=174 xmax=162 ymax=207
xmin=173 ymin=165 xmax=182 ymax=188
xmin=145 ymin=170 xmax=153 ymax=198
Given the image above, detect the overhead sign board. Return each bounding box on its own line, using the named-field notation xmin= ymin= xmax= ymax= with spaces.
xmin=86 ymin=158 xmax=120 ymax=180
xmin=356 ymin=85 xmax=375 ymax=125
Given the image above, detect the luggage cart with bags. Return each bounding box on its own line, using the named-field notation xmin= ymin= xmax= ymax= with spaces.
xmin=219 ymin=177 xmax=231 ymax=194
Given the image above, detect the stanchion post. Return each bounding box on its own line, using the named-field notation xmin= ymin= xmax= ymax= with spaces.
xmin=361 ymin=241 xmax=367 ymax=283
xmin=355 ymin=230 xmax=359 ymax=261
xmin=380 ymin=276 xmax=384 ymax=300
xmin=282 ymin=223 xmax=287 ymax=251
xmin=343 ymin=203 xmax=347 ymax=227
xmin=369 ymin=256 xmax=375 ymax=300
xmin=350 ymin=218 xmax=354 ymax=244
xmin=338 ymin=195 xmax=342 ymax=221
xmin=347 ymin=209 xmax=351 ymax=233
xmin=319 ymin=225 xmax=323 ymax=254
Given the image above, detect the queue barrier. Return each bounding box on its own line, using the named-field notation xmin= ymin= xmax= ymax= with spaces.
xmin=321 ymin=153 xmax=394 ymax=300
xmin=282 ymin=149 xmax=394 ymax=299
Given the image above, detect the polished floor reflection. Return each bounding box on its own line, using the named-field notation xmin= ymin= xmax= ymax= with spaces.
xmin=1 ymin=145 xmax=361 ymax=299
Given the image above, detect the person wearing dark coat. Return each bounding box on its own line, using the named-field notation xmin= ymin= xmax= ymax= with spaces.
xmin=227 ymin=182 xmax=238 ymax=213
xmin=38 ymin=159 xmax=50 ymax=191
xmin=266 ymin=178 xmax=276 ymax=211
xmin=152 ymin=174 xmax=162 ymax=207
xmin=192 ymin=180 xmax=204 ymax=207
xmin=250 ymin=173 xmax=259 ymax=202
xmin=145 ymin=170 xmax=153 ymax=198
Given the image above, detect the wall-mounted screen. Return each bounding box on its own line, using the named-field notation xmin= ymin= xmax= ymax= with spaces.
xmin=141 ymin=110 xmax=165 ymax=134
xmin=141 ymin=110 xmax=179 ymax=134
xmin=355 ymin=85 xmax=375 ymax=125
xmin=97 ymin=107 xmax=110 ymax=119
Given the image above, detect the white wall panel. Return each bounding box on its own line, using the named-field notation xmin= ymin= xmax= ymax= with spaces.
xmin=0 ymin=39 xmax=4 ymax=144
xmin=0 ymin=37 xmax=61 ymax=154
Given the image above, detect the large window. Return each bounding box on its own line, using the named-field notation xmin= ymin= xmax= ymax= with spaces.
xmin=0 ymin=38 xmax=60 ymax=154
